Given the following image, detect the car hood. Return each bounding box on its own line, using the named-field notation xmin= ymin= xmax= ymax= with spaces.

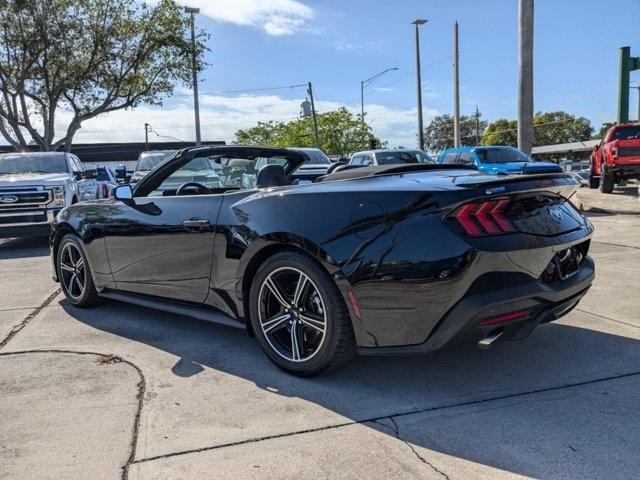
xmin=478 ymin=161 xmax=561 ymax=173
xmin=0 ymin=172 xmax=71 ymax=187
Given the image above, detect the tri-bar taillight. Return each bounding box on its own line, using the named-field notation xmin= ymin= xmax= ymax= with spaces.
xmin=451 ymin=198 xmax=516 ymax=236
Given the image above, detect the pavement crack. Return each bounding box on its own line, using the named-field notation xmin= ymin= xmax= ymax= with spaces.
xmin=592 ymin=240 xmax=640 ymax=250
xmin=0 ymin=349 xmax=146 ymax=480
xmin=130 ymin=368 xmax=640 ymax=467
xmin=0 ymin=288 xmax=61 ymax=349
xmin=384 ymin=416 xmax=449 ymax=480
xmin=575 ymin=308 xmax=640 ymax=330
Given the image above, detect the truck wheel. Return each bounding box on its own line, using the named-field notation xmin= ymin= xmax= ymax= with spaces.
xmin=588 ymin=160 xmax=600 ymax=189
xmin=599 ymin=167 xmax=614 ymax=194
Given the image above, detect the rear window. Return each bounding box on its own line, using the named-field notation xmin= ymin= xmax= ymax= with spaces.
xmin=95 ymin=168 xmax=111 ymax=181
xmin=375 ymin=151 xmax=423 ymax=165
xmin=611 ymin=125 xmax=640 ymax=140
xmin=475 ymin=148 xmax=530 ymax=164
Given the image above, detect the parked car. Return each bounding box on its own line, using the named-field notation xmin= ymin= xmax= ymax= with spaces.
xmin=590 ymin=122 xmax=640 ymax=193
xmin=569 ymin=170 xmax=589 ymax=188
xmin=129 ymin=150 xmax=176 ymax=185
xmin=0 ymin=152 xmax=96 ymax=238
xmin=288 ymin=147 xmax=331 ymax=183
xmin=438 ymin=146 xmax=563 ymax=175
xmin=88 ymin=165 xmax=119 ymax=199
xmin=350 ymin=149 xmax=434 ymax=166
xmin=50 ymin=146 xmax=593 ymax=376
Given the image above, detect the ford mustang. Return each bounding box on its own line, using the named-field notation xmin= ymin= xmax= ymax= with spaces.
xmin=50 ymin=146 xmax=595 ymax=376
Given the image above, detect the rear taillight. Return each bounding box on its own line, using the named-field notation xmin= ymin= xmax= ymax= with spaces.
xmin=101 ymin=183 xmax=109 ymax=198
xmin=451 ymin=198 xmax=516 ymax=236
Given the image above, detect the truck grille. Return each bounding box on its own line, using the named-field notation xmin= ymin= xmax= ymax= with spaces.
xmin=618 ymin=146 xmax=640 ymax=157
xmin=0 ymin=187 xmax=52 ymax=207
xmin=0 ymin=208 xmax=48 ymax=225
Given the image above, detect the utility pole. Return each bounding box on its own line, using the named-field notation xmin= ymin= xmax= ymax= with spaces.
xmin=412 ymin=19 xmax=428 ymax=150
xmin=453 ymin=21 xmax=461 ymax=147
xmin=517 ymin=0 xmax=534 ymax=155
xmin=185 ymin=6 xmax=202 ymax=146
xmin=634 ymin=86 xmax=640 ymax=122
xmin=144 ymin=123 xmax=150 ymax=150
xmin=618 ymin=47 xmax=640 ymax=123
xmin=360 ymin=67 xmax=398 ymax=148
xmin=307 ymin=82 xmax=320 ymax=148
xmin=475 ymin=105 xmax=480 ymax=145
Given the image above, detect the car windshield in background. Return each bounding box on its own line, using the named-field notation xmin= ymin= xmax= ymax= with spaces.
xmin=376 ymin=151 xmax=427 ymax=165
xmin=475 ymin=148 xmax=531 ymax=164
xmin=137 ymin=151 xmax=175 ymax=171
xmin=291 ymin=149 xmax=330 ymax=164
xmin=410 ymin=150 xmax=434 ymax=163
xmin=0 ymin=153 xmax=68 ymax=174
xmin=95 ymin=168 xmax=112 ymax=181
xmin=611 ymin=125 xmax=640 ymax=140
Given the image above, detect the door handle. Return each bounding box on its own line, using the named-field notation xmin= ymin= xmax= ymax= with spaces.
xmin=182 ymin=218 xmax=210 ymax=229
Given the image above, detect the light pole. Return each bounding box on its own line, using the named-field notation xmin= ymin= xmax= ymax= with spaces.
xmin=412 ymin=19 xmax=428 ymax=151
xmin=360 ymin=67 xmax=398 ymax=148
xmin=144 ymin=123 xmax=150 ymax=151
xmin=517 ymin=0 xmax=534 ymax=155
xmin=185 ymin=6 xmax=201 ymax=146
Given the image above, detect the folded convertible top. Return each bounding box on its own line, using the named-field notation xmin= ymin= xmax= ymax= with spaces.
xmin=316 ymin=163 xmax=474 ymax=182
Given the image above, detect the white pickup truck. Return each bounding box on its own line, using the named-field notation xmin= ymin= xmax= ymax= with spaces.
xmin=0 ymin=152 xmax=96 ymax=238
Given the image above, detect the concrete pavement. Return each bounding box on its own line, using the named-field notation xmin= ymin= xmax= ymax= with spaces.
xmin=1 ymin=214 xmax=639 ymax=479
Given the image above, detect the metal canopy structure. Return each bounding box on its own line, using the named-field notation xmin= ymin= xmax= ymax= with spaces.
xmin=531 ymin=139 xmax=600 ymax=155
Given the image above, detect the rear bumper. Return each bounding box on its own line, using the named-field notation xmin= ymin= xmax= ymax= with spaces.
xmin=358 ymin=256 xmax=594 ymax=356
xmin=608 ymin=163 xmax=640 ymax=178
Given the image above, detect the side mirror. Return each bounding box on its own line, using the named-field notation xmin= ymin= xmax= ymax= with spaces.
xmin=113 ymin=184 xmax=133 ymax=201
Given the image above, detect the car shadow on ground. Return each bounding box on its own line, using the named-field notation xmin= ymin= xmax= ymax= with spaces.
xmin=60 ymin=299 xmax=640 ymax=479
xmin=0 ymin=236 xmax=50 ymax=260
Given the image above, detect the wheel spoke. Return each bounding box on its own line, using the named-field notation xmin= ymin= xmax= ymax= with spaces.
xmin=262 ymin=313 xmax=291 ymax=333
xmin=60 ymin=262 xmax=74 ymax=272
xmin=290 ymin=323 xmax=302 ymax=361
xmin=292 ymin=273 xmax=308 ymax=307
xmin=67 ymin=273 xmax=77 ymax=294
xmin=74 ymin=257 xmax=84 ymax=269
xmin=299 ymin=313 xmax=325 ymax=333
xmin=265 ymin=277 xmax=290 ymax=309
xmin=74 ymin=274 xmax=84 ymax=295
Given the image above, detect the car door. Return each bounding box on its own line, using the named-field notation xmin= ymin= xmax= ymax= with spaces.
xmin=103 ymin=156 xmax=224 ymax=303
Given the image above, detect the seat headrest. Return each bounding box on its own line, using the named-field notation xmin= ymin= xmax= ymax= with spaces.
xmin=256 ymin=163 xmax=286 ymax=188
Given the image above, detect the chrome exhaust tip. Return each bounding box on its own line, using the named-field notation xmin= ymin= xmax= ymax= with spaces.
xmin=478 ymin=330 xmax=504 ymax=350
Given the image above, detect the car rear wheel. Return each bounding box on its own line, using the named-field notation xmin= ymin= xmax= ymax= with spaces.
xmin=599 ymin=165 xmax=614 ymax=193
xmin=249 ymin=251 xmax=356 ymax=376
xmin=57 ymin=234 xmax=101 ymax=307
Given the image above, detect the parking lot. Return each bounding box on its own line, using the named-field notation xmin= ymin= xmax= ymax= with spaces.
xmin=0 ymin=213 xmax=639 ymax=480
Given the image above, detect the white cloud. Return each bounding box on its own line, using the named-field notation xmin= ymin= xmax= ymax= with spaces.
xmin=333 ymin=40 xmax=361 ymax=51
xmin=54 ymin=93 xmax=439 ymax=150
xmin=157 ymin=0 xmax=314 ymax=36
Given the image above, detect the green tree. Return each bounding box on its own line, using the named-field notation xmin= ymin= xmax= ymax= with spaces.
xmin=481 ymin=111 xmax=593 ymax=150
xmin=423 ymin=113 xmax=488 ymax=153
xmin=234 ymin=107 xmax=381 ymax=156
xmin=595 ymin=121 xmax=615 ymax=139
xmin=481 ymin=119 xmax=518 ymax=146
xmin=0 ymin=0 xmax=206 ymax=151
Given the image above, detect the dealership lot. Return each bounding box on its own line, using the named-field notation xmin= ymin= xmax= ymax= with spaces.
xmin=1 ymin=214 xmax=639 ymax=480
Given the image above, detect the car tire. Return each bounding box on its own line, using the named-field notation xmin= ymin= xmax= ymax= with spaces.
xmin=249 ymin=251 xmax=356 ymax=376
xmin=588 ymin=158 xmax=600 ymax=189
xmin=599 ymin=166 xmax=614 ymax=193
xmin=57 ymin=234 xmax=101 ymax=308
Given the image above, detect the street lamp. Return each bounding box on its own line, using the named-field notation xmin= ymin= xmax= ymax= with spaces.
xmin=412 ymin=19 xmax=428 ymax=151
xmin=360 ymin=67 xmax=398 ymax=148
xmin=185 ymin=6 xmax=201 ymax=146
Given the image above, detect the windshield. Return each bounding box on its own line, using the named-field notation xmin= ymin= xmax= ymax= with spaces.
xmin=611 ymin=125 xmax=640 ymax=140
xmin=136 ymin=151 xmax=175 ymax=172
xmin=299 ymin=149 xmax=330 ymax=164
xmin=0 ymin=153 xmax=68 ymax=174
xmin=375 ymin=151 xmax=430 ymax=165
xmin=474 ymin=147 xmax=531 ymax=164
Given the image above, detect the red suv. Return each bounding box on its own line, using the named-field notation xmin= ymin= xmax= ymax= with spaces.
xmin=590 ymin=122 xmax=640 ymax=193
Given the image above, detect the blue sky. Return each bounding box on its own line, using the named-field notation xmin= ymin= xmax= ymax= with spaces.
xmin=69 ymin=0 xmax=640 ymax=148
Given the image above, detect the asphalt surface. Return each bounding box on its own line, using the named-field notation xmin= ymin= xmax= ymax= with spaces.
xmin=1 ymin=214 xmax=639 ymax=479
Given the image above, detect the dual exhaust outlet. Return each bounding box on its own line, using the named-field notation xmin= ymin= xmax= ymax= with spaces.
xmin=478 ymin=330 xmax=504 ymax=350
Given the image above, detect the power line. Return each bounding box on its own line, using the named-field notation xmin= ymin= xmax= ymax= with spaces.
xmin=172 ymin=83 xmax=307 ymax=97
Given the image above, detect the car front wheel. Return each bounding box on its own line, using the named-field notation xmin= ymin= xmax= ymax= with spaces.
xmin=57 ymin=234 xmax=101 ymax=307
xmin=249 ymin=251 xmax=356 ymax=376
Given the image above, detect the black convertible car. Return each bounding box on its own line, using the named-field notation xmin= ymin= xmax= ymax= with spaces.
xmin=50 ymin=146 xmax=594 ymax=376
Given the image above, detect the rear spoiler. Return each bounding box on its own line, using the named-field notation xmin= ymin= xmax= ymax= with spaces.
xmin=458 ymin=172 xmax=579 ymax=198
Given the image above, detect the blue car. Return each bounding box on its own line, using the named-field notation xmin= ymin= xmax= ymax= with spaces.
xmin=437 ymin=146 xmax=563 ymax=175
